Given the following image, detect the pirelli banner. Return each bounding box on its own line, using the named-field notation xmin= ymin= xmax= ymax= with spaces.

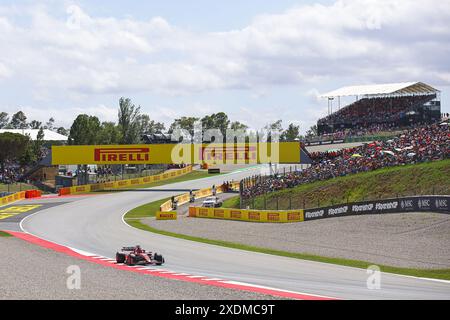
xmin=304 ymin=196 xmax=450 ymax=221
xmin=189 ymin=207 xmax=304 ymax=223
xmin=51 ymin=142 xmax=300 ymax=165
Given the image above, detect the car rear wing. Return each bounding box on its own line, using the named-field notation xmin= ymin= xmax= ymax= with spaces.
xmin=121 ymin=246 xmax=136 ymax=251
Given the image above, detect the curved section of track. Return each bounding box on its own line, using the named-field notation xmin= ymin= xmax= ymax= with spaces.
xmin=21 ymin=166 xmax=450 ymax=300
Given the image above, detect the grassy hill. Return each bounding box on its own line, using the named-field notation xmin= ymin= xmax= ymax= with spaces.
xmin=223 ymin=159 xmax=450 ymax=210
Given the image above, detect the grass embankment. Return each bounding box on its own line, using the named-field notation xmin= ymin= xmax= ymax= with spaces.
xmin=0 ymin=231 xmax=13 ymax=237
xmin=224 ymin=159 xmax=450 ymax=210
xmin=0 ymin=183 xmax=36 ymax=194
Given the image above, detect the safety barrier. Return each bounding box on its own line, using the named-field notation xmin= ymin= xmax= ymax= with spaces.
xmin=58 ymin=165 xmax=193 ymax=196
xmin=0 ymin=191 xmax=27 ymax=206
xmin=156 ymin=211 xmax=177 ymax=220
xmin=159 ymin=183 xmax=232 ymax=212
xmin=303 ymin=195 xmax=450 ymax=221
xmin=25 ymin=190 xmax=42 ymax=198
xmin=188 ymin=206 xmax=304 ymax=223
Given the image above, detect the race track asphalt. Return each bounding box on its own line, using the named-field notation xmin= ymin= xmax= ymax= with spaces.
xmin=19 ymin=165 xmax=450 ymax=300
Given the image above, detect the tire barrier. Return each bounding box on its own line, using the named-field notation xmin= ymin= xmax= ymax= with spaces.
xmin=303 ymin=195 xmax=450 ymax=221
xmin=0 ymin=191 xmax=26 ymax=206
xmin=188 ymin=207 xmax=304 ymax=223
xmin=58 ymin=165 xmax=193 ymax=196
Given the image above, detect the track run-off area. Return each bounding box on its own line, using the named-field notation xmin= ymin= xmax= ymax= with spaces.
xmin=6 ymin=165 xmax=450 ymax=300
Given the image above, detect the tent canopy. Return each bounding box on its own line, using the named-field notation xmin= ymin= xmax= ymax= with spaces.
xmin=320 ymin=82 xmax=439 ymax=98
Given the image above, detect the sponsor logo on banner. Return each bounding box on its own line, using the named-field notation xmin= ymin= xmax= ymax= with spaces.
xmin=118 ymin=181 xmax=128 ymax=186
xmin=75 ymin=186 xmax=86 ymax=192
xmin=94 ymin=147 xmax=150 ymax=162
xmin=230 ymin=210 xmax=242 ymax=219
xmin=400 ymin=199 xmax=414 ymax=210
xmin=352 ymin=203 xmax=374 ymax=212
xmin=248 ymin=212 xmax=260 ymax=220
xmin=268 ymin=213 xmax=280 ymax=221
xmin=435 ymin=198 xmax=448 ymax=210
xmin=131 ymin=179 xmax=139 ymax=184
xmin=198 ymin=208 xmax=209 ymax=217
xmin=199 ymin=146 xmax=257 ymax=162
xmin=418 ymin=199 xmax=431 ymax=209
xmin=305 ymin=209 xmax=325 ymax=219
xmin=288 ymin=212 xmax=301 ymax=221
xmin=214 ymin=209 xmax=224 ymax=218
xmin=328 ymin=206 xmax=348 ymax=216
xmin=375 ymin=201 xmax=398 ymax=211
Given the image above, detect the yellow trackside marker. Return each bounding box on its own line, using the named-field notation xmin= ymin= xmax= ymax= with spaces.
xmin=0 ymin=214 xmax=14 ymax=220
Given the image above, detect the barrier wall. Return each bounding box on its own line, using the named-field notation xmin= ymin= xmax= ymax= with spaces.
xmin=0 ymin=191 xmax=26 ymax=206
xmin=188 ymin=206 xmax=304 ymax=223
xmin=159 ymin=183 xmax=232 ymax=212
xmin=59 ymin=166 xmax=193 ymax=196
xmin=303 ymin=195 xmax=450 ymax=221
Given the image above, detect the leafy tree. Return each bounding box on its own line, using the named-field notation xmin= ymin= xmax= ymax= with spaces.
xmin=230 ymin=121 xmax=248 ymax=131
xmin=98 ymin=122 xmax=122 ymax=145
xmin=281 ymin=123 xmax=300 ymax=141
xmin=0 ymin=112 xmax=9 ymax=128
xmin=29 ymin=120 xmax=42 ymax=129
xmin=45 ymin=117 xmax=55 ymax=130
xmin=168 ymin=116 xmax=199 ymax=138
xmin=118 ymin=97 xmax=142 ymax=144
xmin=306 ymin=125 xmax=318 ymax=137
xmin=0 ymin=132 xmax=30 ymax=171
xmin=32 ymin=127 xmax=45 ymax=161
xmin=68 ymin=114 xmax=101 ymax=145
xmin=56 ymin=127 xmax=69 ymax=136
xmin=10 ymin=111 xmax=28 ymax=129
xmin=201 ymin=112 xmax=230 ymax=137
xmin=138 ymin=114 xmax=166 ymax=135
xmin=264 ymin=120 xmax=283 ymax=142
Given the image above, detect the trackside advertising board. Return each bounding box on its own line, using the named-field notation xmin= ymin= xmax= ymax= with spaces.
xmin=303 ymin=196 xmax=450 ymax=221
xmin=189 ymin=207 xmax=304 ymax=223
xmin=51 ymin=142 xmax=300 ymax=165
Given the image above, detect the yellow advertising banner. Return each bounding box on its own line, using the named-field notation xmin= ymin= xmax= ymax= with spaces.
xmin=188 ymin=206 xmax=304 ymax=223
xmin=156 ymin=211 xmax=177 ymax=220
xmin=52 ymin=142 xmax=300 ymax=165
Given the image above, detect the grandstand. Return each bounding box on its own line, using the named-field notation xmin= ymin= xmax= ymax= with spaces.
xmin=317 ymin=82 xmax=441 ymax=136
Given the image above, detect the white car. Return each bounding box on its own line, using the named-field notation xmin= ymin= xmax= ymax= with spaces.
xmin=202 ymin=196 xmax=223 ymax=208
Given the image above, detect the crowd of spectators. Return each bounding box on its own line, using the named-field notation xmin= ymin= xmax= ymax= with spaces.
xmin=242 ymin=122 xmax=450 ymax=199
xmin=318 ymin=95 xmax=435 ymax=127
xmin=0 ymin=161 xmax=22 ymax=184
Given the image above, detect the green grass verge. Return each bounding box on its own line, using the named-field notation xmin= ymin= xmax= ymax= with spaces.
xmin=125 ymin=197 xmax=172 ymax=219
xmin=125 ymin=218 xmax=450 ymax=280
xmin=124 ymin=195 xmax=450 ymax=281
xmin=0 ymin=231 xmax=13 ymax=237
xmin=225 ymin=160 xmax=450 ymax=210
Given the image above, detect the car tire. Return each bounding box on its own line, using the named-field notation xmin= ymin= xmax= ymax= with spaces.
xmin=116 ymin=252 xmax=126 ymax=263
xmin=126 ymin=255 xmax=135 ymax=266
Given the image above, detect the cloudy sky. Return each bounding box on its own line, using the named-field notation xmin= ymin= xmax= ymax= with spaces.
xmin=0 ymin=0 xmax=449 ymax=133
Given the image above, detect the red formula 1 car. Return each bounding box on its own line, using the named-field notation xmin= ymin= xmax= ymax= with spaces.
xmin=116 ymin=245 xmax=165 ymax=266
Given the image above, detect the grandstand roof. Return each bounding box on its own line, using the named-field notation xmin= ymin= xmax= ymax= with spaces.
xmin=320 ymin=82 xmax=439 ymax=98
xmin=0 ymin=129 xmax=68 ymax=141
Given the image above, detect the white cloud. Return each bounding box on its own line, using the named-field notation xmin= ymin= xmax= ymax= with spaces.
xmin=1 ymin=0 xmax=449 ymax=97
xmin=0 ymin=0 xmax=449 ymax=130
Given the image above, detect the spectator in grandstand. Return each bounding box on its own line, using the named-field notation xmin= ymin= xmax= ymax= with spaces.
xmin=242 ymin=122 xmax=449 ymax=199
